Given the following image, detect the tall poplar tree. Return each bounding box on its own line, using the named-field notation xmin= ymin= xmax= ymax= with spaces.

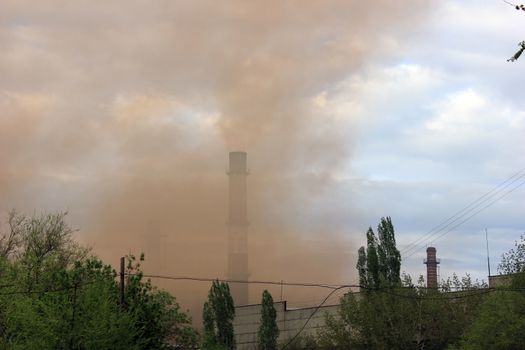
xmin=357 ymin=217 xmax=401 ymax=290
xmin=322 ymin=217 xmax=415 ymax=349
xmin=203 ymin=280 xmax=236 ymax=349
xmin=258 ymin=290 xmax=279 ymax=350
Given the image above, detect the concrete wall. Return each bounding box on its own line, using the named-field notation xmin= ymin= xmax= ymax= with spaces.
xmin=234 ymin=301 xmax=339 ymax=349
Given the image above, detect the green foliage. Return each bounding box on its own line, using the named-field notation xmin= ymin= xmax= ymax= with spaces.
xmin=321 ymin=275 xmax=486 ymax=350
xmin=203 ymin=280 xmax=236 ymax=349
xmin=125 ymin=254 xmax=198 ymax=349
xmin=281 ymin=333 xmax=320 ymax=350
xmin=453 ymin=290 xmax=525 ymax=350
xmin=0 ymin=211 xmax=198 ymax=349
xmin=322 ymin=217 xmax=487 ymax=350
xmin=365 ymin=228 xmax=380 ymax=289
xmin=454 ymin=239 xmax=525 ymax=350
xmin=357 ymin=217 xmax=401 ymax=290
xmin=498 ymin=233 xmax=525 ymax=274
xmin=322 ymin=218 xmax=409 ymax=349
xmin=258 ymin=290 xmax=279 ymax=350
xmin=0 ymin=257 xmax=136 ymax=349
xmin=321 ymin=284 xmax=418 ymax=349
xmin=377 ymin=217 xmax=401 ymax=286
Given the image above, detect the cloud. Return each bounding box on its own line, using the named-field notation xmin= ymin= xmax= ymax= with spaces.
xmin=0 ymin=0 xmax=434 ymax=320
xmin=2 ymin=0 xmax=523 ymax=318
xmin=319 ymin=33 xmax=525 ymax=280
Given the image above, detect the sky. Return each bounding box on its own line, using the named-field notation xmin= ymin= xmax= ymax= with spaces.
xmin=0 ymin=0 xmax=524 ymax=315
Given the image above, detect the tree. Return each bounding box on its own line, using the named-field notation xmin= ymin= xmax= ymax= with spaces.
xmin=357 ymin=217 xmax=401 ymax=290
xmin=414 ymin=274 xmax=486 ymax=350
xmin=454 ymin=290 xmax=525 ymax=350
xmin=377 ymin=217 xmax=401 ymax=286
xmin=0 ymin=211 xmax=136 ymax=349
xmin=258 ymin=290 xmax=279 ymax=350
xmin=498 ymin=233 xmax=525 ymax=274
xmin=321 ymin=217 xmax=413 ymax=349
xmin=454 ymin=235 xmax=525 ymax=349
xmin=125 ymin=254 xmax=198 ymax=349
xmin=203 ymin=280 xmax=236 ymax=349
xmin=321 ymin=217 xmax=485 ymax=350
xmin=0 ymin=259 xmax=137 ymax=350
xmin=0 ymin=211 xmax=198 ymax=349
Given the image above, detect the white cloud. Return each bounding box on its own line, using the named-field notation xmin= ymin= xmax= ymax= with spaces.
xmin=318 ymin=27 xmax=525 ymax=280
xmin=425 ymin=89 xmax=487 ymax=132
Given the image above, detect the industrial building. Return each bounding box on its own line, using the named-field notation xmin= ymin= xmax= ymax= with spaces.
xmin=233 ymin=246 xmax=444 ymax=349
xmin=234 ymin=301 xmax=339 ymax=349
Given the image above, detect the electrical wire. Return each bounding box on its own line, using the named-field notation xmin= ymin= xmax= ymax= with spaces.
xmin=404 ymin=177 xmax=525 ymax=260
xmin=431 ymin=177 xmax=525 ymax=246
xmin=278 ymin=284 xmax=525 ymax=349
xmin=401 ymin=169 xmax=525 ymax=255
xmin=502 ymin=0 xmax=517 ymax=6
xmin=0 ymin=279 xmax=99 ymax=296
xmin=280 ymin=285 xmax=349 ymax=350
xmin=127 ymin=272 xmax=525 ymax=299
xmin=400 ymin=169 xmax=525 ymax=257
xmin=133 ymin=273 xmax=343 ymax=290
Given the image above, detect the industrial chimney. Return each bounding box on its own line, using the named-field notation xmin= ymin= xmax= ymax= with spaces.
xmin=227 ymin=151 xmax=249 ymax=305
xmin=424 ymin=247 xmax=440 ymax=289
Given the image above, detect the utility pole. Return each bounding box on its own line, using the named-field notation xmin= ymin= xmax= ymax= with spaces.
xmin=486 ymin=228 xmax=491 ymax=277
xmin=119 ymin=256 xmax=125 ymax=308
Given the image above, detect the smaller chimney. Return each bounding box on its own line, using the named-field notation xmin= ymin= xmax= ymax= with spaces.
xmin=424 ymin=247 xmax=440 ymax=289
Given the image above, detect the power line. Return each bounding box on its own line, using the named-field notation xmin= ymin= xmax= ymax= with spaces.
xmin=502 ymin=0 xmax=517 ymax=6
xmin=129 ymin=272 xmax=525 ymax=299
xmin=281 ymin=285 xmax=349 ymax=350
xmin=281 ymin=285 xmax=525 ymax=349
xmin=133 ymin=273 xmax=343 ymax=290
xmin=401 ymin=169 xmax=525 ymax=255
xmin=430 ymin=177 xmax=525 ymax=247
xmin=0 ymin=279 xmax=99 ymax=296
xmin=401 ymin=169 xmax=525 ymax=257
xmin=404 ymin=177 xmax=525 ymax=260
xmin=279 ymin=283 xmax=525 ymax=349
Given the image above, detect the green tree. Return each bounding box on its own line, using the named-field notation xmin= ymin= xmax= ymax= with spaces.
xmin=412 ymin=274 xmax=485 ymax=350
xmin=454 ymin=235 xmax=525 ymax=350
xmin=0 ymin=211 xmax=198 ymax=349
xmin=0 ymin=220 xmax=136 ymax=349
xmin=125 ymin=254 xmax=198 ymax=349
xmin=377 ymin=217 xmax=401 ymax=286
xmin=357 ymin=217 xmax=401 ymax=290
xmin=258 ymin=290 xmax=279 ymax=350
xmin=321 ymin=217 xmax=485 ymax=350
xmin=498 ymin=233 xmax=525 ymax=274
xmin=203 ymin=280 xmax=236 ymax=349
xmin=321 ymin=217 xmax=412 ymax=349
xmin=453 ymin=290 xmax=525 ymax=350
xmin=364 ymin=227 xmax=380 ymax=289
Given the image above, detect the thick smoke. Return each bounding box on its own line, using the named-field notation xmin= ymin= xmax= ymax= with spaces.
xmin=0 ymin=1 xmax=427 ymax=322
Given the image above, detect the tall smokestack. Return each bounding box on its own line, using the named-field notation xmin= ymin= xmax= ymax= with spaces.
xmin=227 ymin=151 xmax=249 ymax=305
xmin=424 ymin=247 xmax=440 ymax=289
